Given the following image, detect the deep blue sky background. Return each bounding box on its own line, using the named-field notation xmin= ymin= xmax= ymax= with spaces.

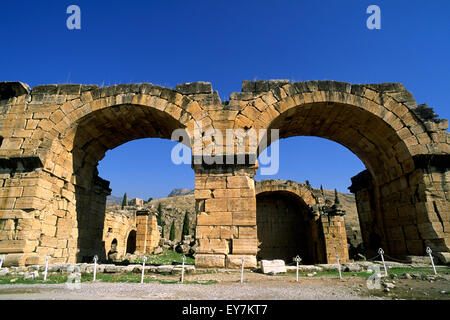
xmin=1 ymin=1 xmax=449 ymax=199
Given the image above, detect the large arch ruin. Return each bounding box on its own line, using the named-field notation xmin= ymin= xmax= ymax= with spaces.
xmin=0 ymin=80 xmax=448 ymax=267
xmin=255 ymin=179 xmax=348 ymax=264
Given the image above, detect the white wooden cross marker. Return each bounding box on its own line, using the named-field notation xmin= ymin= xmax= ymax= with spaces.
xmin=426 ymin=247 xmax=437 ymax=275
xmin=337 ymin=255 xmax=342 ymax=280
xmin=141 ymin=256 xmax=147 ymax=284
xmin=181 ymin=255 xmax=186 ymax=283
xmin=378 ymin=248 xmax=388 ymax=276
xmin=294 ymin=255 xmax=302 ymax=282
xmin=240 ymin=257 xmax=245 ymax=283
xmin=93 ymin=255 xmax=98 ymax=281
xmin=43 ymin=255 xmax=50 ymax=281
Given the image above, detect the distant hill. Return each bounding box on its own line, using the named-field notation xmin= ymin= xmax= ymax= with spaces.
xmin=106 ymin=184 xmax=361 ymax=247
xmin=168 ymin=188 xmax=194 ymax=197
xmin=106 ymin=195 xmax=123 ymax=206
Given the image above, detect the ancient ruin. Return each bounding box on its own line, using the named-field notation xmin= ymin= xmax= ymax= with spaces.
xmin=0 ymin=80 xmax=449 ymax=268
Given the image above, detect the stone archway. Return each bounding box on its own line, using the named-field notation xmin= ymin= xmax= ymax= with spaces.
xmin=126 ymin=230 xmax=137 ymax=254
xmin=0 ymin=82 xmax=202 ymax=265
xmin=255 ymin=180 xmax=348 ymax=264
xmin=245 ymin=81 xmax=449 ymax=260
xmin=256 ymin=187 xmax=321 ymax=264
xmin=0 ymin=80 xmax=448 ymax=267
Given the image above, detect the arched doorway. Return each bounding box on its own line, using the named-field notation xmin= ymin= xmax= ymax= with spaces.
xmin=256 ymin=191 xmax=323 ymax=264
xmin=43 ymin=84 xmax=195 ymax=263
xmin=126 ymin=230 xmax=137 ymax=254
xmin=108 ymin=238 xmax=118 ymax=261
xmin=250 ymin=81 xmax=450 ymax=259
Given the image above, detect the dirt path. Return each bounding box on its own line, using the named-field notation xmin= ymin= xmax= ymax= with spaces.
xmin=0 ymin=271 xmax=448 ymax=300
xmin=0 ymin=273 xmax=374 ymax=300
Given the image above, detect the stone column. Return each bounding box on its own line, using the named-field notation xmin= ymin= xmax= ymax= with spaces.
xmin=135 ymin=210 xmax=160 ymax=254
xmin=193 ymin=161 xmax=258 ymax=268
xmin=320 ymin=215 xmax=349 ymax=264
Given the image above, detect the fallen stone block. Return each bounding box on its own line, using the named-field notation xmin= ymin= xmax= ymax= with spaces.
xmin=317 ymin=264 xmax=339 ymax=271
xmin=434 ymin=252 xmax=450 ymax=265
xmin=157 ymin=265 xmax=174 ymax=274
xmin=261 ymin=260 xmax=286 ymax=274
xmin=172 ymin=265 xmax=195 ymax=274
xmin=23 ymin=271 xmax=39 ymax=280
xmin=405 ymin=255 xmax=431 ymax=265
xmin=343 ymin=263 xmax=362 ymax=272
xmin=226 ymin=255 xmax=257 ymax=269
xmin=104 ymin=265 xmax=117 ymax=273
xmin=285 ymin=265 xmax=323 ymax=273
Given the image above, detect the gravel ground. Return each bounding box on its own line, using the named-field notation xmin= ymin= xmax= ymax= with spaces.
xmin=0 ymin=273 xmax=378 ymax=300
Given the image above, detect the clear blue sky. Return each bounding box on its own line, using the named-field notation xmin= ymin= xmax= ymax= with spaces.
xmin=1 ymin=1 xmax=449 ymax=199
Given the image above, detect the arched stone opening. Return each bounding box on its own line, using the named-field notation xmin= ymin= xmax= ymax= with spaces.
xmin=126 ymin=230 xmax=136 ymax=254
xmin=0 ymin=80 xmax=448 ymax=267
xmin=108 ymin=238 xmax=118 ymax=261
xmin=69 ymin=104 xmax=191 ymax=262
xmin=251 ymin=84 xmax=448 ymax=259
xmin=256 ymin=191 xmax=324 ymax=264
xmin=256 ymin=102 xmax=411 ymax=259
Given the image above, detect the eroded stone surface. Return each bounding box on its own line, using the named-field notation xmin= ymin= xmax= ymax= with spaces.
xmin=0 ymin=80 xmax=448 ymax=268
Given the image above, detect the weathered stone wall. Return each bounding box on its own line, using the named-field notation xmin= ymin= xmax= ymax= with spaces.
xmin=103 ymin=210 xmax=136 ymax=259
xmin=312 ymin=188 xmax=362 ymax=251
xmin=255 ymin=180 xmax=348 ymax=264
xmin=256 ymin=192 xmax=319 ymax=263
xmin=194 ymin=163 xmax=258 ymax=269
xmin=351 ymin=154 xmax=450 ymax=259
xmin=321 ymin=215 xmax=349 ymax=264
xmin=0 ymin=80 xmax=448 ymax=266
xmin=135 ymin=210 xmax=160 ymax=254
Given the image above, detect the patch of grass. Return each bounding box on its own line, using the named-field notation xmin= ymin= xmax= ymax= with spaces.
xmin=388 ymin=266 xmax=449 ymax=276
xmin=0 ymin=271 xmax=217 ymax=286
xmin=81 ymin=272 xmax=142 ymax=283
xmin=0 ymin=274 xmax=69 ymax=285
xmin=132 ymin=250 xmax=194 ymax=265
xmin=280 ymin=266 xmax=450 ymax=279
xmin=297 ymin=270 xmax=369 ymax=278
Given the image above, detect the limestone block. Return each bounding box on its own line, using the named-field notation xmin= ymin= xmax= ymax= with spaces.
xmin=238 ymin=226 xmax=257 ymax=239
xmin=232 ymin=211 xmax=256 ymax=226
xmin=24 ymin=255 xmax=46 ymax=266
xmin=40 ymin=236 xmax=58 ymax=248
xmin=261 ymin=260 xmax=286 ymax=274
xmin=232 ymin=238 xmax=258 ymax=254
xmin=435 ymin=252 xmax=450 ymax=265
xmin=197 ymin=212 xmax=232 ymax=226
xmin=0 ymin=240 xmax=27 ymax=253
xmin=226 ymin=254 xmax=257 ymax=269
xmin=204 ymin=199 xmax=228 ymax=212
xmin=197 ymin=238 xmax=229 ymax=254
xmin=194 ymin=189 xmax=212 ymax=199
xmin=227 ymin=176 xmax=253 ymax=189
xmin=194 ymin=254 xmax=225 ymax=268
xmin=41 ymin=224 xmax=57 ymax=237
xmin=204 ymin=177 xmax=226 ymax=189
xmin=196 ymin=226 xmax=237 ymax=239
xmin=3 ymin=253 xmax=26 ymax=267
